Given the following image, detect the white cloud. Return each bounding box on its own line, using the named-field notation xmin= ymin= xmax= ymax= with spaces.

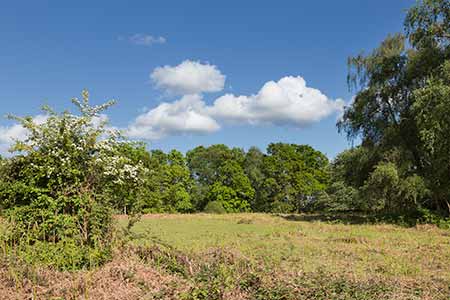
xmin=151 ymin=60 xmax=226 ymax=95
xmin=127 ymin=94 xmax=220 ymax=140
xmin=129 ymin=76 xmax=345 ymax=140
xmin=208 ymin=76 xmax=345 ymax=127
xmin=128 ymin=34 xmax=166 ymax=46
xmin=0 ymin=124 xmax=27 ymax=145
xmin=91 ymin=114 xmax=109 ymax=128
xmin=0 ymin=115 xmax=47 ymax=155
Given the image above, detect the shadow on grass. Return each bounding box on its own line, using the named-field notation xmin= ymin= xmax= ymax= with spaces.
xmin=276 ymin=212 xmax=418 ymax=227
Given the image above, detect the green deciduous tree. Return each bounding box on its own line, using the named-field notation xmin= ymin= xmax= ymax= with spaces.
xmin=314 ymin=181 xmax=359 ymax=212
xmin=337 ymin=0 xmax=450 ymax=215
xmin=208 ymin=160 xmax=254 ymax=212
xmin=140 ymin=150 xmax=194 ymax=213
xmin=261 ymin=143 xmax=329 ymax=212
xmin=187 ymin=144 xmax=254 ymax=212
xmin=243 ymin=146 xmax=266 ymax=210
xmin=413 ymin=61 xmax=450 ymax=212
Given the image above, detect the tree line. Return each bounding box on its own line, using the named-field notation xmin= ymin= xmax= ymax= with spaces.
xmin=106 ymin=142 xmax=329 ymax=214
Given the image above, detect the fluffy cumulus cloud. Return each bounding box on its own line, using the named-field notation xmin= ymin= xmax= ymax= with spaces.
xmin=127 ymin=76 xmax=344 ymax=140
xmin=127 ymin=94 xmax=220 ymax=140
xmin=128 ymin=60 xmax=345 ymax=140
xmin=208 ymin=76 xmax=345 ymax=126
xmin=151 ymin=60 xmax=226 ymax=95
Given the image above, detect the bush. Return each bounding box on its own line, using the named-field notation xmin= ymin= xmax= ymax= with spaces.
xmin=270 ymin=201 xmax=295 ymax=213
xmin=313 ymin=181 xmax=359 ymax=212
xmin=208 ymin=182 xmax=251 ymax=213
xmin=0 ymin=91 xmax=146 ymax=269
xmin=204 ymin=201 xmax=226 ymax=214
xmin=416 ymin=208 xmax=450 ymax=229
xmin=361 ymin=162 xmax=430 ymax=213
xmin=362 ymin=162 xmax=400 ymax=212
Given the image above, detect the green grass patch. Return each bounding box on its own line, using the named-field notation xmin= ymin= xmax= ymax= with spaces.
xmin=123 ymin=213 xmax=450 ymax=280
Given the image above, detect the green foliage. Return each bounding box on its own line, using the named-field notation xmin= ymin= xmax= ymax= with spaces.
xmin=314 ymin=182 xmax=359 ymax=212
xmin=212 ymin=160 xmax=254 ymax=212
xmin=185 ymin=143 xmax=329 ymax=214
xmin=203 ymin=201 xmax=226 ymax=214
xmin=187 ymin=145 xmax=254 ymax=212
xmin=331 ymin=146 xmax=379 ymax=188
xmin=405 ymin=0 xmax=450 ymax=48
xmin=269 ymin=201 xmax=295 ymax=214
xmin=358 ymin=162 xmax=429 ymax=213
xmin=243 ymin=147 xmax=266 ymax=210
xmin=187 ymin=144 xmax=244 ymax=186
xmin=397 ymin=174 xmax=430 ymax=209
xmin=112 ymin=142 xmax=151 ymax=215
xmin=0 ymin=91 xmax=146 ymax=269
xmin=336 ymin=0 xmax=450 ymax=215
xmin=416 ymin=208 xmax=450 ymax=229
xmin=413 ymin=60 xmax=450 ymax=212
xmin=208 ymin=183 xmax=250 ymax=213
xmin=260 ymin=143 xmax=329 ymax=213
xmin=362 ymin=162 xmax=400 ymax=212
xmin=5 ymin=239 xmax=111 ymax=270
xmin=139 ymin=149 xmax=194 ymax=214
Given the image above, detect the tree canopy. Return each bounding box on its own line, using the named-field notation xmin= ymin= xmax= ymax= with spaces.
xmin=337 ymin=0 xmax=450 ymax=214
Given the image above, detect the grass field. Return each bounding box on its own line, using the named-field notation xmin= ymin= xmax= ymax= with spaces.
xmin=1 ymin=213 xmax=450 ymax=299
xmin=125 ymin=213 xmax=450 ymax=279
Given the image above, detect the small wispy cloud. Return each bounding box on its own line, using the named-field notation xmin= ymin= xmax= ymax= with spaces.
xmin=120 ymin=34 xmax=166 ymax=46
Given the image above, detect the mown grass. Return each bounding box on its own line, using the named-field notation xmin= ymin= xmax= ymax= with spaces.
xmin=1 ymin=213 xmax=449 ymax=299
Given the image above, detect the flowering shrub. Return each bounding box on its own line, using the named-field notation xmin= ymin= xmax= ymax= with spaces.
xmin=0 ymin=91 xmax=147 ymax=269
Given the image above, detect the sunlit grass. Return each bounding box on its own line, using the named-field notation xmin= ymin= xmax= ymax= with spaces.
xmin=122 ymin=213 xmax=450 ymax=281
xmin=1 ymin=213 xmax=449 ymax=299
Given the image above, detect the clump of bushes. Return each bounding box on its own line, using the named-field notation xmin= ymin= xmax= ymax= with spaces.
xmin=204 ymin=201 xmax=226 ymax=214
xmin=0 ymin=91 xmax=147 ymax=270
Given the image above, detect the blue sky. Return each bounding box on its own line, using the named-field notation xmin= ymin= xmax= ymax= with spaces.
xmin=0 ymin=0 xmax=414 ymax=157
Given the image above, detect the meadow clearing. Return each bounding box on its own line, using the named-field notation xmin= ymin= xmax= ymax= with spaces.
xmin=1 ymin=213 xmax=449 ymax=299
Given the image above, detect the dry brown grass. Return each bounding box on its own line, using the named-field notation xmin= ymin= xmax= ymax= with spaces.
xmin=0 ymin=247 xmax=189 ymax=300
xmin=2 ymin=245 xmax=448 ymax=300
